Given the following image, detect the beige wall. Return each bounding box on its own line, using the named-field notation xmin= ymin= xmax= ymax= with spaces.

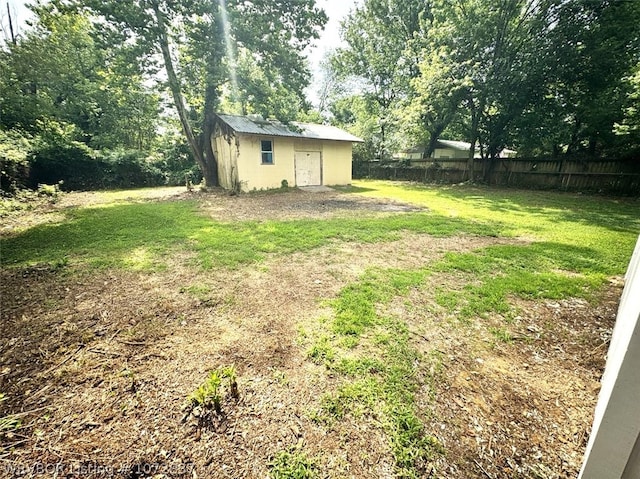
xmin=320 ymin=140 xmax=352 ymax=186
xmin=234 ymin=135 xmax=295 ymax=191
xmin=216 ymin=133 xmax=353 ymax=191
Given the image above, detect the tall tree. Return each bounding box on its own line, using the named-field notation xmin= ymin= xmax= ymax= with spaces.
xmin=534 ymin=0 xmax=640 ymax=156
xmin=332 ymin=0 xmax=429 ymax=159
xmin=0 ymin=2 xmax=159 ymax=150
xmin=416 ymin=0 xmax=553 ymax=179
xmin=78 ymin=0 xmax=326 ymax=187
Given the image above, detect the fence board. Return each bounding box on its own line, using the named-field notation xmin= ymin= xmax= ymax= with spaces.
xmin=357 ymin=157 xmax=640 ymax=194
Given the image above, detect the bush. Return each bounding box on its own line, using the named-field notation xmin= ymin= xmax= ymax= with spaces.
xmin=153 ymin=135 xmax=202 ymax=186
xmin=0 ymin=129 xmax=32 ymax=193
xmin=100 ymin=150 xmax=165 ymax=189
xmin=29 ymin=140 xmax=105 ymax=190
xmin=29 ymin=145 xmax=167 ymax=191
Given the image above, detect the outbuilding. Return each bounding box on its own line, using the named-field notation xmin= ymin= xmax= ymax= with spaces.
xmin=213 ymin=113 xmax=363 ymax=191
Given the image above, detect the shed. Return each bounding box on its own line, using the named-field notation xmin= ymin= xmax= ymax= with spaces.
xmin=213 ymin=113 xmax=363 ymax=191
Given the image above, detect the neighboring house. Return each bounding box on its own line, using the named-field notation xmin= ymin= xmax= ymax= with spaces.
xmin=396 ymin=139 xmax=516 ymax=163
xmin=213 ymin=113 xmax=363 ymax=191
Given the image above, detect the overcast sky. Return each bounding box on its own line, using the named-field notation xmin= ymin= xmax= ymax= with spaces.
xmin=3 ymin=0 xmax=360 ymax=107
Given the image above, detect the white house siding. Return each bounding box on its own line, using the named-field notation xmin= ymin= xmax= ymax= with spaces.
xmin=579 ymin=235 xmax=640 ymax=478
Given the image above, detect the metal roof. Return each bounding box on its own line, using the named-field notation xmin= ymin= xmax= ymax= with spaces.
xmin=216 ymin=113 xmax=364 ymax=143
xmin=435 ymin=139 xmax=474 ymax=151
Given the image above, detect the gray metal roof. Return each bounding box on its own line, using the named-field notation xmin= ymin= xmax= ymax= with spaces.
xmin=216 ymin=113 xmax=363 ymax=143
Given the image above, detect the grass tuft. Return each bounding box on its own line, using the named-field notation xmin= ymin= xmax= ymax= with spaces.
xmin=269 ymin=449 xmax=319 ymax=479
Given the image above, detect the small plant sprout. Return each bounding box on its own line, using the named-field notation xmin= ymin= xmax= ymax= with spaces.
xmin=184 ymin=365 xmax=239 ymax=429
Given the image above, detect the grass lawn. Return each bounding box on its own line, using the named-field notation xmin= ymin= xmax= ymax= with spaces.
xmin=1 ymin=181 xmax=638 ymax=478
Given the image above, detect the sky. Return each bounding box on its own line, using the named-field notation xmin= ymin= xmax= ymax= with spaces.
xmin=3 ymin=0 xmax=360 ymax=107
xmin=305 ymin=0 xmax=361 ymax=105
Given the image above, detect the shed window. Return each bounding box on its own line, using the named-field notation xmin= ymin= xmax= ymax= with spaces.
xmin=261 ymin=140 xmax=273 ymax=164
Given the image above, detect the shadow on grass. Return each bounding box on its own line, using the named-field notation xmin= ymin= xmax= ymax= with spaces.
xmin=0 ymin=200 xmax=505 ymax=270
xmin=333 ymin=185 xmax=377 ymax=194
xmin=399 ymin=182 xmax=640 ymax=236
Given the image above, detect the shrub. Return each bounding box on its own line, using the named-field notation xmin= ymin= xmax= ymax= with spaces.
xmin=153 ymin=135 xmax=202 ymax=186
xmin=29 ymin=139 xmax=104 ymax=190
xmin=100 ymin=149 xmax=165 ymax=189
xmin=0 ymin=129 xmax=32 ymax=193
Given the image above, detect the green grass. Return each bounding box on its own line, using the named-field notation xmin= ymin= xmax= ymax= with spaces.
xmin=3 ymin=182 xmax=637 ymax=476
xmin=269 ymin=449 xmax=319 ymax=479
xmin=310 ymin=268 xmax=444 ymax=478
xmin=303 ymin=182 xmax=637 ymax=476
xmin=0 ymin=200 xmax=500 ymax=270
xmin=348 ymin=180 xmax=639 ymax=275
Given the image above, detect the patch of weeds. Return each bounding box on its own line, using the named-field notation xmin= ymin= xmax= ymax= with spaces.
xmin=183 ymin=366 xmax=239 ymax=430
xmin=0 ymin=394 xmax=21 ymax=437
xmin=269 ymin=448 xmax=319 ymax=479
xmin=434 ymin=287 xmax=460 ymax=312
xmin=489 ymin=327 xmax=514 ymax=343
xmin=317 ymin=378 xmax=379 ymax=422
xmin=310 ymin=268 xmax=444 ymax=477
xmin=271 ymin=369 xmax=289 ymax=386
xmin=307 ymin=336 xmax=335 ymax=366
xmin=333 ymin=357 xmax=385 ymax=376
xmin=338 ymin=335 xmax=360 ymax=349
xmin=179 ymin=283 xmax=212 ymax=301
xmin=330 ymin=269 xmax=429 ymax=336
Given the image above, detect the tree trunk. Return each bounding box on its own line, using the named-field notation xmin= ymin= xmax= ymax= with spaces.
xmin=201 ymin=85 xmax=220 ymax=187
xmin=425 ymin=124 xmax=446 ymax=159
xmin=467 ymin=101 xmax=480 ymax=182
xmin=151 ymin=2 xmax=208 ymax=183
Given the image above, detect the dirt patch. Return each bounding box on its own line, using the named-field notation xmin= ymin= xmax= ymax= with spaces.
xmin=1 ymin=228 xmax=523 ymax=478
xmin=198 ymin=188 xmax=425 ymax=221
xmin=398 ymin=278 xmax=620 ymax=479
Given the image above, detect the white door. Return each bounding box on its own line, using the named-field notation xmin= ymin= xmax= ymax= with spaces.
xmin=295 ymin=151 xmax=322 ymax=186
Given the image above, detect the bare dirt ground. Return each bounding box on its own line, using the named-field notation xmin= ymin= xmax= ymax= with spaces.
xmin=0 ymin=188 xmax=618 ymax=478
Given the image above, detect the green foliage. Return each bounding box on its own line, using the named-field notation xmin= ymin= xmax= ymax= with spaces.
xmin=0 ymin=7 xmax=159 ymax=150
xmin=29 ymin=142 xmax=165 ymax=191
xmin=0 ymin=129 xmax=32 ymax=192
xmin=269 ymin=449 xmax=319 ymax=479
xmin=332 ymin=0 xmax=428 ymax=159
xmin=82 ymin=0 xmax=327 ymax=186
xmin=0 ymin=393 xmax=21 ymax=434
xmin=186 ymin=366 xmax=238 ymax=415
xmin=312 ymin=269 xmax=443 ymax=477
xmin=328 ymin=0 xmax=640 ymax=161
xmin=490 ymin=327 xmax=513 ymax=344
xmin=307 ymin=336 xmax=335 ymax=366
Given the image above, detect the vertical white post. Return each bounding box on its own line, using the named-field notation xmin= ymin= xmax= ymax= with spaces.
xmin=579 ymin=235 xmax=640 ymax=478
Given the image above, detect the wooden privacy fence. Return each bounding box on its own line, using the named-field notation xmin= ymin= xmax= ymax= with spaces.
xmin=357 ymin=157 xmax=640 ymax=194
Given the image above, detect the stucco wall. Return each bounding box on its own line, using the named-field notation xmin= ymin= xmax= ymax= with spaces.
xmin=320 ymin=140 xmax=352 ymax=186
xmin=219 ymin=134 xmax=353 ymax=191
xmin=234 ymin=134 xmax=295 ymax=191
